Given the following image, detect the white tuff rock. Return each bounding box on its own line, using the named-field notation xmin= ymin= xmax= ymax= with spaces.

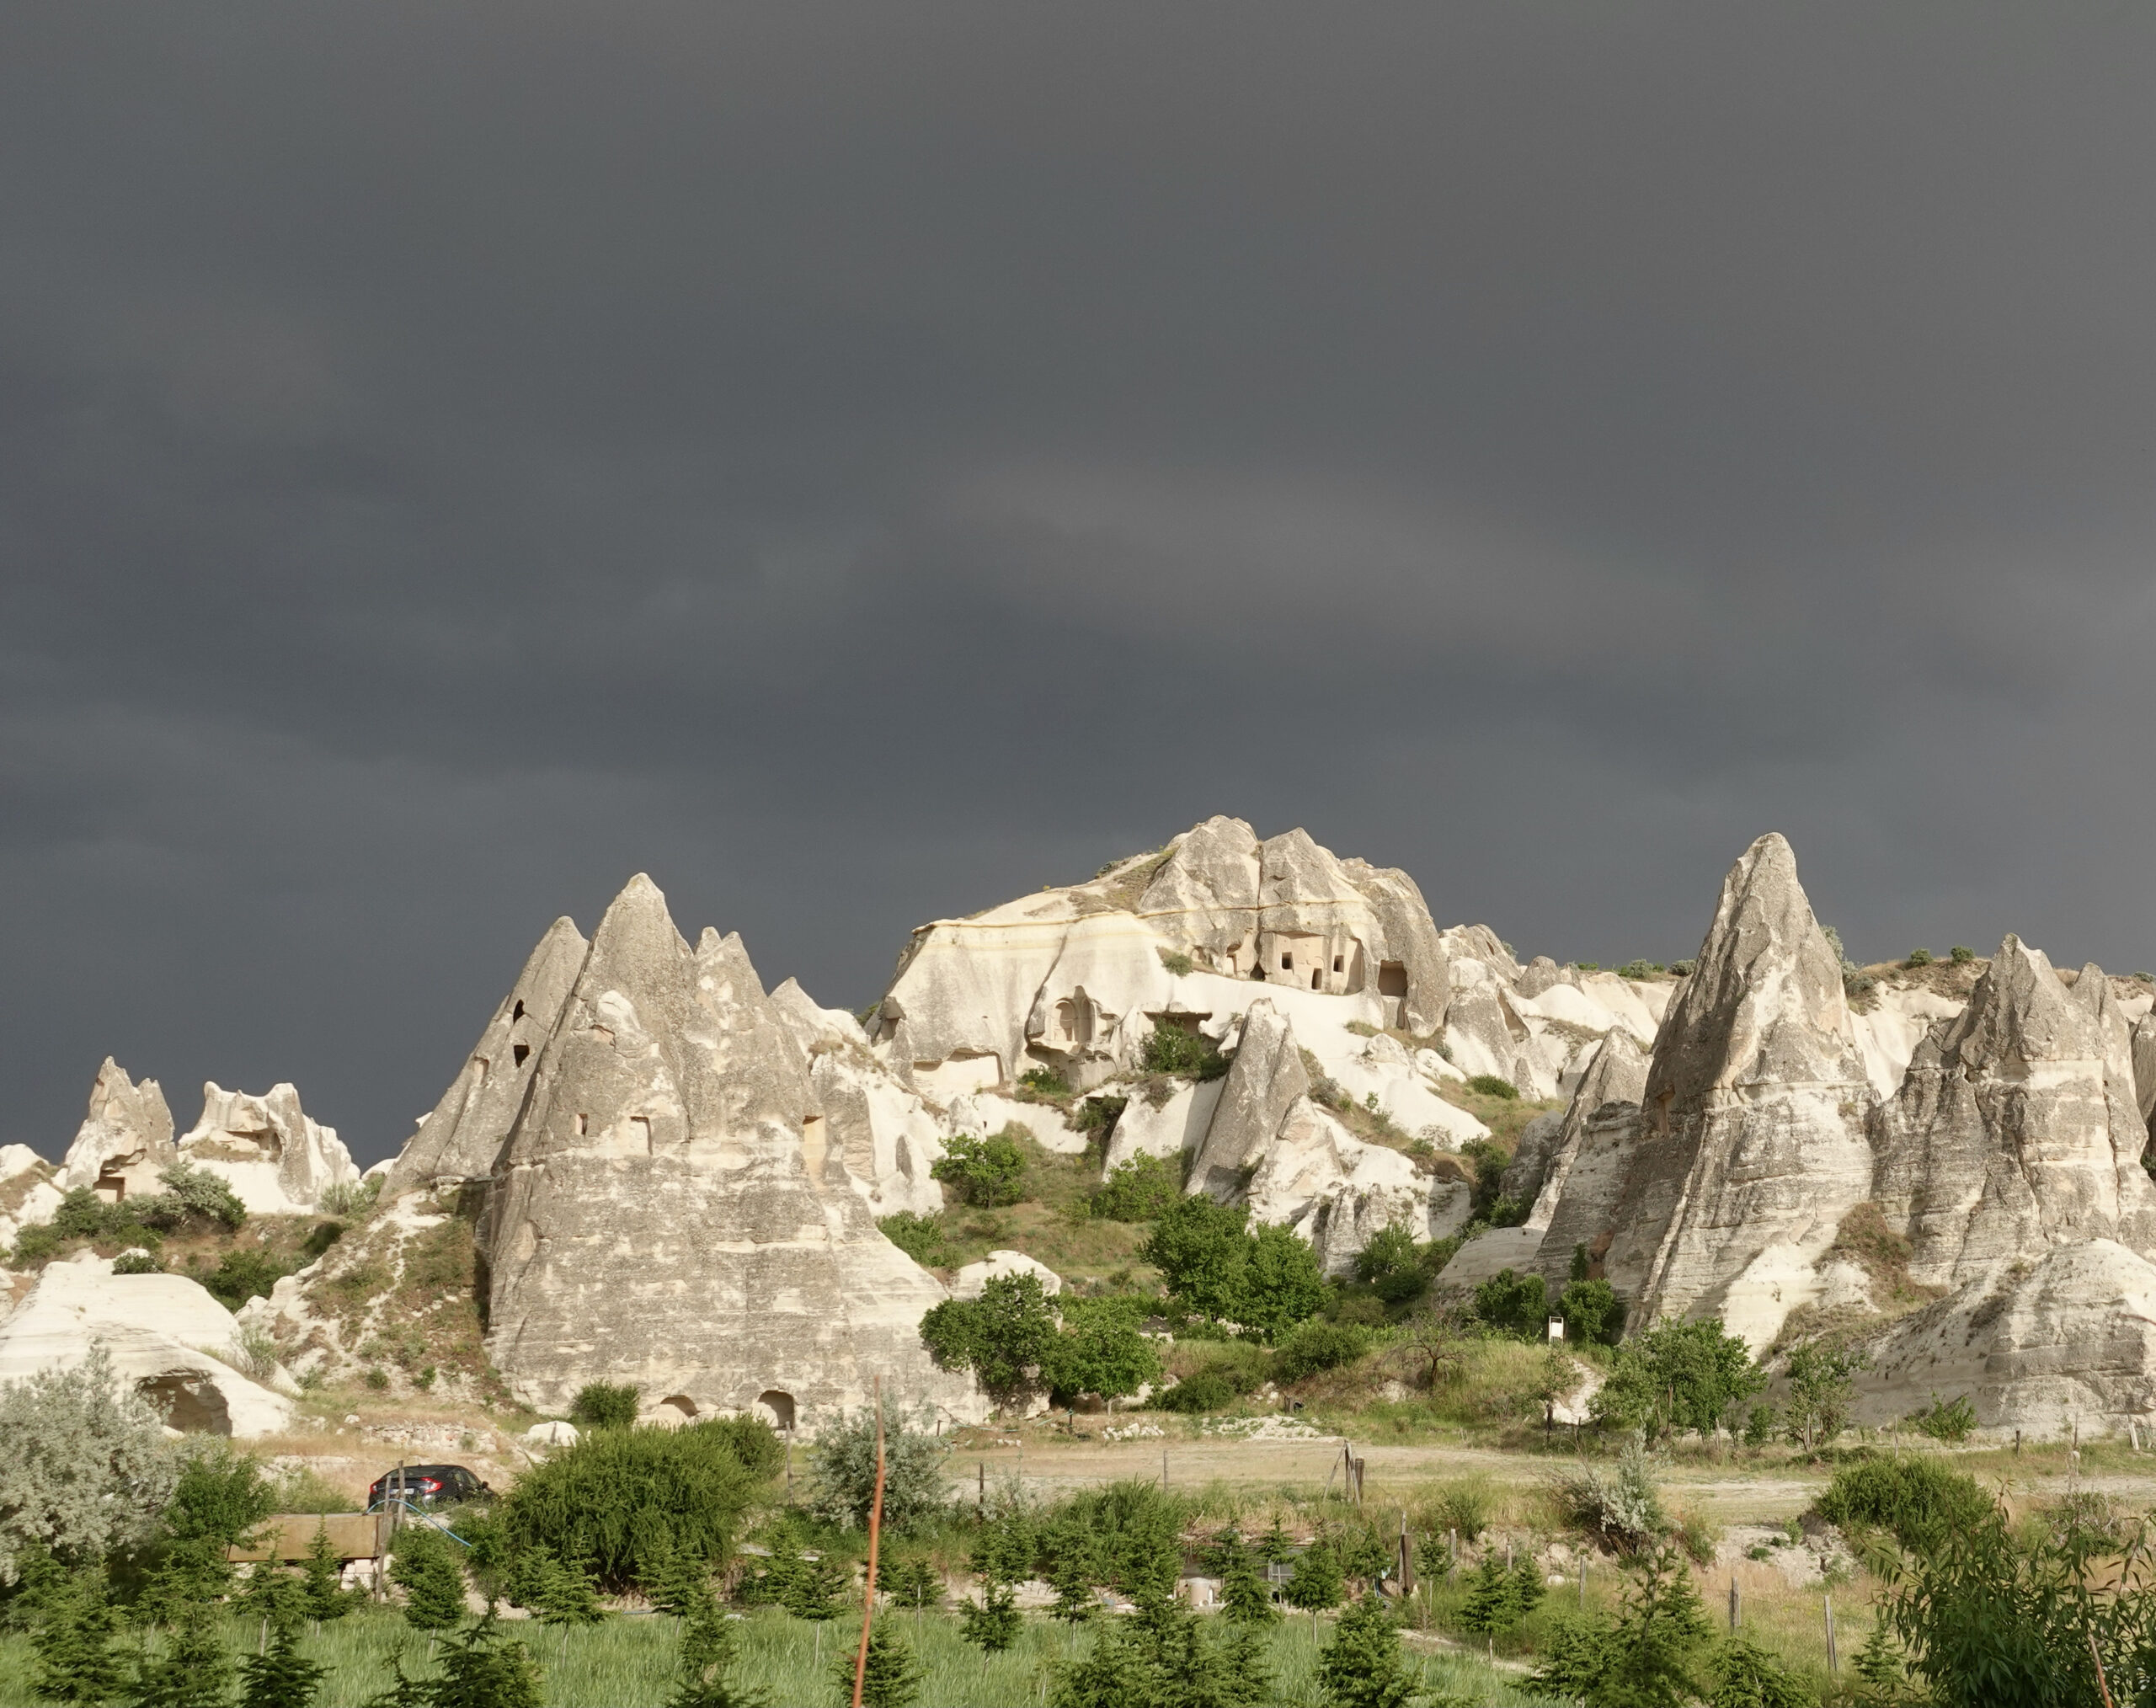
xmin=177 ymin=1082 xmax=360 ymax=1216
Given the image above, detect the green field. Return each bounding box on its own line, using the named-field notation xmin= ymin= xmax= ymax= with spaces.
xmin=0 ymin=1603 xmax=1561 ymax=1708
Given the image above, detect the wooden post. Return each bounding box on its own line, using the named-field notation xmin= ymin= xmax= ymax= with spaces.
xmin=1354 ymin=1458 xmax=1366 ymax=1507
xmin=1824 ymin=1593 xmax=1838 ymax=1673
xmin=2015 ymin=1428 xmax=2022 ymax=1454
xmin=977 ymin=1460 xmax=985 ymax=1517
xmin=1163 ymin=1448 xmax=1169 ymax=1491
xmin=1397 ymin=1510 xmax=1413 ymax=1596
xmin=1728 ymin=1577 xmax=1740 ymax=1632
xmin=851 ymin=1377 xmax=885 ymax=1708
xmin=1578 ymin=1556 xmax=1586 ymax=1609
xmin=1449 ymin=1530 xmax=1458 ymax=1583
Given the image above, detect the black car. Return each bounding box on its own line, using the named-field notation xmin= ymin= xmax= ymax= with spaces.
xmin=367 ymin=1464 xmax=490 ymax=1509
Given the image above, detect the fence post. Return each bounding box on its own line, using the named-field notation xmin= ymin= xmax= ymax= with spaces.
xmin=1728 ymin=1577 xmax=1740 ymax=1632
xmin=1824 ymin=1593 xmax=1838 ymax=1673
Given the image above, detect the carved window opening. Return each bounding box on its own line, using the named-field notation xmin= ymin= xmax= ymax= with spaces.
xmin=574 ymin=1113 xmax=589 ymax=1136
xmin=1377 ymin=961 xmax=1408 ymax=998
xmin=1280 ymin=953 xmax=1293 ymax=971
xmin=512 ymin=1000 xmax=526 ymax=1021
xmin=755 ymin=1389 xmax=797 ymax=1431
xmin=629 ymin=1115 xmax=652 ymax=1152
xmin=1332 ymin=955 xmax=1343 ymax=973
xmin=1311 ymin=969 xmax=1322 ymax=989
xmin=512 ymin=1043 xmax=530 ymax=1068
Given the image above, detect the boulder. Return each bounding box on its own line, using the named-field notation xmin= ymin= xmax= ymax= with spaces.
xmin=177 ymin=1083 xmax=360 ymax=1216
xmin=386 ymin=916 xmax=589 ymax=1194
xmin=0 ymin=1146 xmax=63 ymax=1252
xmin=59 ymin=1059 xmax=178 ymax=1199
xmin=524 ymin=1420 xmax=579 ymax=1449
xmin=1437 ymin=1225 xmax=1552 ymax=1290
xmin=1187 ymin=1001 xmax=1309 ymax=1201
xmin=0 ymin=1255 xmax=293 ymax=1436
xmin=479 ymin=874 xmax=988 ymax=1429
xmin=1498 ymin=1111 xmax=1567 ymax=1211
xmin=1873 ymin=937 xmax=2156 ymax=1289
xmin=1598 ymin=833 xmax=1877 ymax=1349
xmin=1102 ymin=1079 xmax=1225 ymax=1171
xmin=952 ymin=1250 xmax=1065 ymax=1300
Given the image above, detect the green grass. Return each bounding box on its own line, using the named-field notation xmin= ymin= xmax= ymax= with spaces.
xmin=0 ymin=1603 xmax=1566 ymax=1706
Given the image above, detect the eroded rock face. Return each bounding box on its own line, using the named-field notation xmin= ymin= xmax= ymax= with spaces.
xmin=1850 ymin=1241 xmax=2156 ymax=1434
xmin=60 ymin=1059 xmax=178 ymax=1199
xmin=386 ymin=917 xmax=589 ymax=1195
xmin=480 ymin=875 xmax=985 ymax=1428
xmin=179 ymin=1083 xmax=359 ymax=1215
xmin=2134 ymin=1008 xmax=2156 ymax=1135
xmin=1873 ymin=937 xmax=2156 ymax=1289
xmin=0 ymin=1255 xmax=294 ymax=1437
xmin=1599 ymin=834 xmax=1876 ymax=1348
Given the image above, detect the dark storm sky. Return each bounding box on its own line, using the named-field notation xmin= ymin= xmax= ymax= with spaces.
xmin=4 ymin=5 xmax=2152 ymax=1165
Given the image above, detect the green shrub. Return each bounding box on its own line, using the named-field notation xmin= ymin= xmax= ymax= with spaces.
xmin=1271 ymin=1320 xmax=1373 ymax=1383
xmin=1950 ymin=945 xmax=1977 ymax=963
xmin=805 ymin=1406 xmax=951 ymax=1534
xmin=1592 ymin=1319 xmax=1764 ymax=1439
xmin=200 ymin=1248 xmax=292 ymax=1312
xmin=1615 ymin=960 xmax=1664 ymax=980
xmin=1426 ymin=1482 xmax=1489 ymax=1542
xmin=1017 ymin=1065 xmax=1070 ymax=1100
xmin=1137 ymin=1022 xmax=1227 ymax=1081
xmin=1668 ymin=959 xmax=1696 ymax=976
xmin=1155 ymin=949 xmax=1196 ymax=978
xmin=317 ymin=1177 xmax=381 ymax=1219
xmin=1039 ymin=1296 xmax=1163 ymax=1404
xmin=1909 ymin=1393 xmax=1977 ymax=1444
xmin=1072 ymin=1095 xmax=1128 ymax=1140
xmin=391 ymin=1524 xmax=469 ymax=1631
xmin=1472 ymin=1268 xmax=1547 ymax=1339
xmin=1141 ymin=1196 xmax=1324 ymax=1341
xmin=499 ymin=1422 xmax=766 ymax=1590
xmin=1465 ymin=1074 xmax=1518 ymax=1100
xmin=878 ymin=1210 xmax=949 ymax=1266
xmin=1556 ymin=1278 xmax=1623 ymax=1347
xmin=1349 ymin=1225 xmax=1431 ymax=1306
xmin=568 ymin=1381 xmax=640 ymax=1431
xmin=1157 ymin=1370 xmax=1238 ymax=1413
xmin=1090 ymin=1153 xmax=1178 ymax=1221
xmin=110 ymin=1252 xmax=163 ymax=1275
xmin=919 ymin=1273 xmax=1058 ymax=1406
xmin=1815 ymin=1454 xmax=1993 ymax=1552
xmin=1550 ymin=1440 xmax=1668 ymax=1554
xmin=143 ymin=1161 xmax=248 ymax=1232
xmin=1905 ymin=947 xmax=1934 ymax=968
xmin=931 ymin=1129 xmax=1027 ymax=1208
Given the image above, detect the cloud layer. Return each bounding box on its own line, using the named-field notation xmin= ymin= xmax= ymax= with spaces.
xmin=3 ymin=4 xmax=2152 ymax=1161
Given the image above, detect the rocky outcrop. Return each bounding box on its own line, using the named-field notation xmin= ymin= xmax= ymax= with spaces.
xmin=0 ymin=1146 xmax=64 ymax=1252
xmin=386 ymin=917 xmax=589 ymax=1195
xmin=1527 ymin=1031 xmax=1652 ymax=1246
xmin=1187 ymin=1001 xmax=1310 ymax=1200
xmin=59 ymin=1059 xmax=178 ymax=1199
xmin=2134 ymin=1008 xmax=2156 ymax=1136
xmin=953 ymin=1250 xmax=1064 ymax=1300
xmin=1498 ymin=1111 xmax=1567 ymax=1212
xmin=177 ymin=1083 xmax=359 ymax=1216
xmin=0 ymin=1254 xmax=294 ymax=1437
xmin=1597 ymin=834 xmax=1877 ymax=1349
xmin=479 ymin=875 xmax=986 ymax=1428
xmin=1849 ymin=1240 xmax=2156 ymax=1435
xmin=1873 ymin=937 xmax=2156 ymax=1289
xmin=770 ymin=979 xmax=948 ymax=1218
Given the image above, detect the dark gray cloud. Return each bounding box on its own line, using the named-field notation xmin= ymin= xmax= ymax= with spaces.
xmin=3 ymin=3 xmax=2152 ymax=1162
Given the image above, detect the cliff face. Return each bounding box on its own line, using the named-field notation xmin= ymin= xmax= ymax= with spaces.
xmin=477 ymin=875 xmax=985 ymax=1428
xmin=1598 ymin=834 xmax=1877 ymax=1348
xmin=1873 ymin=937 xmax=2156 ymax=1288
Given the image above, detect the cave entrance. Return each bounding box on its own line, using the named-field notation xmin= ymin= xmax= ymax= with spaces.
xmin=754 ymin=1390 xmax=797 ymax=1432
xmin=139 ymin=1372 xmax=232 ymax=1435
xmin=657 ymin=1394 xmax=699 ymax=1425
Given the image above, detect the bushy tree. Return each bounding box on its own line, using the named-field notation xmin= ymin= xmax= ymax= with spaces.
xmin=1592 ymin=1321 xmax=1764 ymax=1439
xmin=1273 ymin=1321 xmax=1374 ymax=1383
xmin=510 ymin=1550 xmax=603 ymax=1625
xmin=1038 ymin=1297 xmax=1164 ymax=1404
xmin=930 ymin=1129 xmax=1027 ymax=1208
xmin=835 ymin=1622 xmax=922 ymax=1708
xmin=568 ymin=1382 xmax=640 ymax=1431
xmin=1785 ymin=1337 xmax=1870 ymax=1453
xmin=0 ymin=1346 xmax=177 ymax=1583
xmin=145 ymin=1161 xmax=249 ymax=1231
xmin=1472 ymin=1268 xmax=1547 ymax=1338
xmin=1137 ymin=1021 xmax=1229 ymax=1081
xmin=1351 ymin=1226 xmax=1431 ymax=1306
xmin=918 ymin=1273 xmax=1057 ymax=1407
xmin=1317 ymin=1592 xmax=1423 ymax=1708
xmin=805 ymin=1406 xmax=950 ymax=1534
xmin=960 ymin=1579 xmax=1022 ymax=1653
xmin=1141 ymin=1197 xmax=1252 ymax=1324
xmin=1239 ymin=1224 xmax=1326 ymax=1340
xmin=1556 ymin=1277 xmax=1623 ymax=1346
xmin=391 ymin=1526 xmax=469 ymax=1632
xmin=131 ymin=1597 xmax=234 ymax=1708
xmin=1089 ymin=1154 xmax=1178 ymax=1221
xmin=499 ymin=1420 xmax=764 ymax=1590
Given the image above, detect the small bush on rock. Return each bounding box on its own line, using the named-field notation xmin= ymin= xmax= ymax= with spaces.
xmin=877 ymin=1210 xmax=948 ymax=1266
xmin=1090 ymin=1154 xmax=1178 ymax=1221
xmin=1950 ymin=945 xmax=1977 ymax=963
xmin=1909 ymin=1393 xmax=1977 ymax=1444
xmin=568 ymin=1381 xmax=640 ymax=1431
xmin=1138 ymin=1022 xmax=1227 ymax=1081
xmin=1465 ymin=1075 xmax=1518 ymax=1100
xmin=931 ymin=1129 xmax=1027 ymax=1208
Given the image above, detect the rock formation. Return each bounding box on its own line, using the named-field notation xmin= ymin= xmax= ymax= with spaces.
xmin=385 ymin=916 xmax=589 ymax=1195
xmin=176 ymin=1082 xmax=359 ymax=1215
xmin=59 ymin=1059 xmax=178 ymax=1199
xmin=0 ymin=1146 xmax=64 ymax=1253
xmin=478 ymin=874 xmax=986 ymax=1428
xmin=2135 ymin=1007 xmax=2156 ymax=1136
xmin=0 ymin=1253 xmax=294 ymax=1436
xmin=1872 ymin=937 xmax=2156 ymax=1289
xmin=1571 ymin=834 xmax=1879 ymax=1349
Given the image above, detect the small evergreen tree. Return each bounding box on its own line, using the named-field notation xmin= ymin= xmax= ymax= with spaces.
xmin=237 ymin=1620 xmax=326 ymax=1708
xmin=299 ymin=1522 xmax=355 ymax=1624
xmin=1257 ymin=1516 xmax=1294 ymax=1567
xmin=1454 ymin=1551 xmax=1518 ymax=1640
xmin=879 ymin=1555 xmax=942 ymax=1612
xmin=526 ymin=1552 xmax=604 ymax=1625
xmin=960 ymin=1577 xmax=1022 ymax=1652
xmin=1283 ymin=1542 xmax=1344 ymax=1615
xmin=31 ymin=1571 xmax=130 ymax=1707
xmin=132 ymin=1598 xmax=236 ymax=1708
xmin=1215 ymin=1620 xmax=1275 ymax=1707
xmin=834 ymin=1620 xmax=922 ymax=1708
xmin=1849 ymin=1618 xmax=1907 ymax=1704
xmin=376 ymin=1610 xmax=546 ymax=1708
xmin=1316 ymin=1593 xmax=1422 ymax=1708
xmin=784 ymin=1551 xmax=846 ymax=1622
xmin=1599 ymin=1544 xmax=1710 ymax=1707
xmin=1707 ymin=1635 xmax=1810 ymax=1708
xmin=670 ymin=1597 xmax=764 ymax=1708
xmin=1218 ymin=1531 xmax=1278 ymax=1626
xmin=1507 ymin=1555 xmax=1545 ymax=1621
xmin=391 ymin=1529 xmax=469 ymax=1632
xmin=648 ymin=1547 xmax=716 ymax=1620
xmin=1048 ymin=1551 xmax=1096 ymax=1625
